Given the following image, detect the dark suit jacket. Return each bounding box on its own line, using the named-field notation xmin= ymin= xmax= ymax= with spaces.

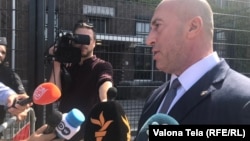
xmin=137 ymin=59 xmax=250 ymax=132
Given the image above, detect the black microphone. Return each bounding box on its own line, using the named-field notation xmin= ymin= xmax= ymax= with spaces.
xmin=107 ymin=87 xmax=117 ymax=101
xmin=43 ymin=108 xmax=85 ymax=140
xmin=44 ymin=110 xmax=63 ymax=134
xmin=13 ymin=98 xmax=33 ymax=106
xmin=135 ymin=113 xmax=179 ymax=141
xmin=84 ymin=87 xmax=131 ymax=141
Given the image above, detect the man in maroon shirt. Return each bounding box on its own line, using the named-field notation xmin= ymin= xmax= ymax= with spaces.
xmin=49 ymin=20 xmax=113 ymax=141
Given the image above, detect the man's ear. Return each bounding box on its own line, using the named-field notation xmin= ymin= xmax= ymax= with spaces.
xmin=187 ymin=16 xmax=202 ymax=39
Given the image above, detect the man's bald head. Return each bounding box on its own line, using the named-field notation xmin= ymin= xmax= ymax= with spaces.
xmin=157 ymin=0 xmax=214 ymax=38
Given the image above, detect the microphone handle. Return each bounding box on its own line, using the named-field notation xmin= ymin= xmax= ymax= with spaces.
xmin=16 ymin=97 xmax=33 ymax=106
xmin=43 ymin=125 xmax=55 ymax=134
xmin=9 ymin=97 xmax=32 ymax=108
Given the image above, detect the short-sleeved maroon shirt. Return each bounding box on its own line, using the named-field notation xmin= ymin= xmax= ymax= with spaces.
xmin=58 ymin=55 xmax=113 ymax=140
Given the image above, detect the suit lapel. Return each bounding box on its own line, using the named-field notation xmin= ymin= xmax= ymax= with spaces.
xmin=143 ymin=81 xmax=170 ymax=116
xmin=169 ymin=60 xmax=230 ymax=122
xmin=137 ymin=82 xmax=170 ymax=131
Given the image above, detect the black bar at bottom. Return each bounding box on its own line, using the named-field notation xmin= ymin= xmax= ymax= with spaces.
xmin=149 ymin=125 xmax=250 ymax=140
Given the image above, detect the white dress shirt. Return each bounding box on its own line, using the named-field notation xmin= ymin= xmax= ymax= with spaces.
xmin=158 ymin=52 xmax=220 ymax=114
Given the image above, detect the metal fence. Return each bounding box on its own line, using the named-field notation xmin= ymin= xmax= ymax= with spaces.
xmin=0 ymin=0 xmax=250 ymax=137
xmin=0 ymin=108 xmax=36 ymax=141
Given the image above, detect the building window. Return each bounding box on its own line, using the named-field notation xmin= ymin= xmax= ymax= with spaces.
xmin=215 ymin=0 xmax=229 ymax=8
xmin=134 ymin=46 xmax=152 ymax=80
xmin=134 ymin=21 xmax=152 ymax=80
xmin=136 ymin=22 xmax=150 ymax=36
xmin=216 ymin=30 xmax=226 ymax=41
xmin=45 ymin=11 xmax=58 ymax=41
xmin=88 ymin=17 xmax=107 ymax=33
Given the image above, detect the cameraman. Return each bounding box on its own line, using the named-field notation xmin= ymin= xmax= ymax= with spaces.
xmin=49 ymin=20 xmax=113 ymax=141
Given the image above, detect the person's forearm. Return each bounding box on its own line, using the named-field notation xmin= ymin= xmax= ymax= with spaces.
xmin=22 ymin=124 xmax=59 ymax=141
xmin=99 ymin=81 xmax=113 ymax=102
xmin=49 ymin=61 xmax=62 ymax=90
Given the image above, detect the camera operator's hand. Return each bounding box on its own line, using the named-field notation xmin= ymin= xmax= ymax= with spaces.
xmin=49 ymin=40 xmax=81 ymax=64
xmin=48 ymin=45 xmax=57 ymax=56
xmin=49 ymin=45 xmax=72 ymax=67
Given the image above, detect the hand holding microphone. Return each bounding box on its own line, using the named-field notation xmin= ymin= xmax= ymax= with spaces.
xmin=8 ymin=82 xmax=61 ymax=121
xmin=107 ymin=87 xmax=117 ymax=101
xmin=26 ymin=124 xmax=64 ymax=141
xmin=11 ymin=82 xmax=61 ymax=107
xmin=43 ymin=110 xmax=63 ymax=134
xmin=43 ymin=108 xmax=85 ymax=140
xmin=7 ymin=93 xmax=32 ymax=121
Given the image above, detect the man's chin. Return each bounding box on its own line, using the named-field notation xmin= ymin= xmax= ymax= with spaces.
xmin=81 ymin=54 xmax=89 ymax=58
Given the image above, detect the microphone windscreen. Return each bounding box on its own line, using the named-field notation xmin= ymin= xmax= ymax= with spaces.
xmin=65 ymin=108 xmax=85 ymax=128
xmin=84 ymin=101 xmax=131 ymax=141
xmin=136 ymin=113 xmax=179 ymax=141
xmin=107 ymin=87 xmax=117 ymax=101
xmin=44 ymin=110 xmax=63 ymax=134
xmin=56 ymin=108 xmax=85 ymax=140
xmin=33 ymin=82 xmax=61 ymax=105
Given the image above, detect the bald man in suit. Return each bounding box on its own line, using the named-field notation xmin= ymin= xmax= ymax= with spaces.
xmin=136 ymin=0 xmax=250 ymax=134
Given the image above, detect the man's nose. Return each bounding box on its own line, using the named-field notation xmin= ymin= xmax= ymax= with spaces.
xmin=146 ymin=32 xmax=155 ymax=46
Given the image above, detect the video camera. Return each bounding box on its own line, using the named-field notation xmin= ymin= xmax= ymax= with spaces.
xmin=57 ymin=30 xmax=90 ymax=45
xmin=54 ymin=30 xmax=90 ymax=64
